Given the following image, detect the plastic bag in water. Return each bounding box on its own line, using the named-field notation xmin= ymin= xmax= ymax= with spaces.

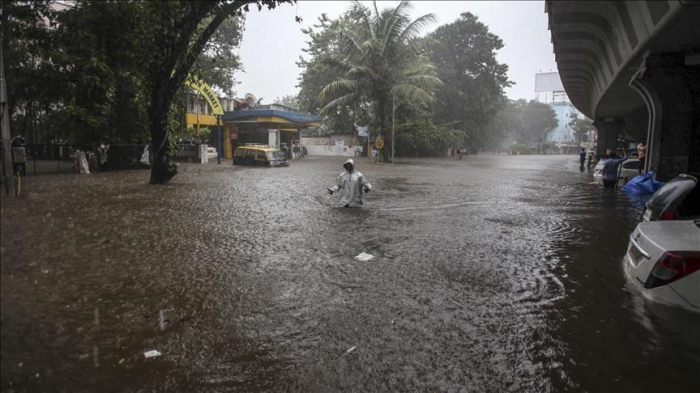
xmin=354 ymin=252 xmax=375 ymax=261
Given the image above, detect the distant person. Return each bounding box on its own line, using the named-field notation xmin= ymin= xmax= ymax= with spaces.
xmin=587 ymin=151 xmax=595 ymax=169
xmin=602 ymin=149 xmax=628 ymax=188
xmin=302 ymin=145 xmax=307 ymax=158
xmin=637 ymin=139 xmax=647 ymax=174
xmin=579 ymin=148 xmax=586 ymax=168
xmin=327 ymin=158 xmax=372 ymax=208
xmin=98 ymin=142 xmax=110 ymax=170
xmin=11 ymin=136 xmax=27 ymax=177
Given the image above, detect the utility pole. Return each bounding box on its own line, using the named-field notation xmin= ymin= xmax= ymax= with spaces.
xmin=1 ymin=40 xmax=15 ymax=197
xmin=216 ymin=114 xmax=221 ymax=165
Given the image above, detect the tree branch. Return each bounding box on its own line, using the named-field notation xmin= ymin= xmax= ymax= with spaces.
xmin=169 ymin=0 xmax=256 ymax=97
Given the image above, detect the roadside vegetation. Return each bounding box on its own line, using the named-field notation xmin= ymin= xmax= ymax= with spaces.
xmin=3 ymin=0 xmax=562 ymax=183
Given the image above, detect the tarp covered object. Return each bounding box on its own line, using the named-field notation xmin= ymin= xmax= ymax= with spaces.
xmin=622 ymin=172 xmax=665 ymax=204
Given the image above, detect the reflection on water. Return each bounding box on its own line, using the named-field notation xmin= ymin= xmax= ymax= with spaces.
xmin=1 ymin=155 xmax=699 ymax=391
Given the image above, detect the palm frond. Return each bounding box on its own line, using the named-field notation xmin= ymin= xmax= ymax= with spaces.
xmin=319 ymin=78 xmax=358 ymax=103
xmin=403 ymin=74 xmax=444 ymax=90
xmin=397 ymin=13 xmax=436 ymax=44
xmin=319 ymin=94 xmax=361 ymax=116
xmin=391 ymin=83 xmax=437 ymax=105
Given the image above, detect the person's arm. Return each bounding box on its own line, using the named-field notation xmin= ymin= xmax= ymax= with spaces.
xmin=328 ymin=174 xmax=342 ymax=194
xmin=361 ymin=176 xmax=372 ymax=193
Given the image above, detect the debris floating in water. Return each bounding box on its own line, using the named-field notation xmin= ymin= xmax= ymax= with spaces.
xmin=144 ymin=350 xmax=161 ymax=359
xmin=346 ymin=346 xmax=357 ymax=354
xmin=354 ymin=252 xmax=375 ymax=261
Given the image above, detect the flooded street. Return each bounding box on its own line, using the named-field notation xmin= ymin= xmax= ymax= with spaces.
xmin=2 ymin=155 xmax=699 ymax=392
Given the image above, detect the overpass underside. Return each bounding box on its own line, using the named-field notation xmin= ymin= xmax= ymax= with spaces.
xmin=547 ymin=0 xmax=700 ymax=181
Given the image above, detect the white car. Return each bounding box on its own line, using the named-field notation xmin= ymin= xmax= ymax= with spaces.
xmin=624 ymin=219 xmax=700 ymax=312
xmin=642 ymin=174 xmax=699 ymax=221
xmin=593 ymin=158 xmax=641 ymax=183
xmin=207 ymin=146 xmax=218 ymax=159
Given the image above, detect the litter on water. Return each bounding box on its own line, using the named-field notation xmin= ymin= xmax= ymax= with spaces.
xmin=346 ymin=346 xmax=357 ymax=354
xmin=144 ymin=350 xmax=162 ymax=359
xmin=354 ymin=252 xmax=375 ymax=261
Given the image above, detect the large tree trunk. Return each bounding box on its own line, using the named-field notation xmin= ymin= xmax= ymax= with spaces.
xmin=377 ymin=102 xmax=389 ymax=162
xmin=148 ymin=83 xmax=177 ymax=184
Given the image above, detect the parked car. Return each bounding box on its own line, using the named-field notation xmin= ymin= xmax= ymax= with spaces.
xmin=233 ymin=145 xmax=288 ymax=167
xmin=593 ymin=158 xmax=641 ymax=183
xmin=623 ymin=219 xmax=700 ymax=312
xmin=642 ymin=174 xmax=699 ymax=221
xmin=206 ymin=146 xmax=217 ymax=159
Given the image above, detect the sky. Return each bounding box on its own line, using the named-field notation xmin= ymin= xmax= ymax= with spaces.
xmin=232 ymin=1 xmax=558 ymax=104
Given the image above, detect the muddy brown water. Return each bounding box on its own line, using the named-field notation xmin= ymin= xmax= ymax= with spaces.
xmin=1 ymin=155 xmax=699 ymax=392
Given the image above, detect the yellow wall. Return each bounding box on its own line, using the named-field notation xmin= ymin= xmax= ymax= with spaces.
xmin=224 ymin=128 xmax=233 ymax=159
xmin=185 ymin=113 xmax=218 ymax=128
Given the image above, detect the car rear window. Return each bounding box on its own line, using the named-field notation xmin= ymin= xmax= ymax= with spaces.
xmin=235 ymin=148 xmax=245 ymax=157
xmin=646 ymin=175 xmax=698 ymax=216
xmin=677 ymin=183 xmax=700 ymax=218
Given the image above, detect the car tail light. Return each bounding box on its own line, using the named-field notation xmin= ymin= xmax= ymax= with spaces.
xmin=645 ymin=251 xmax=700 ymax=288
xmin=658 ymin=210 xmax=675 ymax=220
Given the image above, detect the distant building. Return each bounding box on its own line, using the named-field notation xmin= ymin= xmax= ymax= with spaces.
xmin=535 ymin=72 xmax=591 ymax=153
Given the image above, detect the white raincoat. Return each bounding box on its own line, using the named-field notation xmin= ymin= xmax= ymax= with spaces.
xmin=329 ymin=159 xmax=372 ymax=207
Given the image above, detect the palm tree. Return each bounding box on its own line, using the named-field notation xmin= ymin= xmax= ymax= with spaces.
xmin=319 ymin=1 xmax=443 ymax=160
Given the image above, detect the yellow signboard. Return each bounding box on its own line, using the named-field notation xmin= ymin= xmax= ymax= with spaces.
xmin=374 ymin=137 xmax=384 ymax=149
xmin=184 ymin=75 xmax=224 ymax=115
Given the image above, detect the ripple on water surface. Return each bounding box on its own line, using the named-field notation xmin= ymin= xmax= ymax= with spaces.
xmin=2 ymin=156 xmax=698 ymax=392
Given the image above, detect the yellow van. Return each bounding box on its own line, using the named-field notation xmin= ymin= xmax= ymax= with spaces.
xmin=233 ymin=145 xmax=289 ymax=167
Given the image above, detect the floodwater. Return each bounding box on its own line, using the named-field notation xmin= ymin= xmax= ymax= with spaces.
xmin=1 ymin=155 xmax=699 ymax=392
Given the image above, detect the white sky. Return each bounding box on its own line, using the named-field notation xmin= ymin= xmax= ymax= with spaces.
xmin=233 ymin=1 xmax=558 ymax=104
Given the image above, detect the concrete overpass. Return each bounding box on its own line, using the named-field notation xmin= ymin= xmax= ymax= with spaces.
xmin=546 ymin=0 xmax=700 ymax=181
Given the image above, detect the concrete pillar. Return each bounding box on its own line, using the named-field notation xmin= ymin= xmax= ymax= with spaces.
xmin=630 ymin=53 xmax=700 ymax=181
xmin=592 ymin=118 xmax=625 ymax=157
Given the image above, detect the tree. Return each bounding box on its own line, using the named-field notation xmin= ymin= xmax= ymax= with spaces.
xmin=568 ymin=112 xmax=593 ymax=143
xmin=483 ymin=98 xmax=522 ymax=150
xmin=319 ymin=1 xmax=443 ymax=160
xmin=134 ymin=0 xmax=293 ymax=184
xmin=428 ymin=12 xmax=512 ymax=153
xmin=297 ymin=12 xmax=360 ymax=135
xmin=51 ymin=1 xmax=151 ymax=148
xmin=1 ymin=0 xmax=61 ymax=143
xmin=192 ymin=15 xmax=246 ymax=95
xmin=518 ymin=100 xmax=558 ymax=143
xmin=274 ymin=93 xmax=300 ymax=109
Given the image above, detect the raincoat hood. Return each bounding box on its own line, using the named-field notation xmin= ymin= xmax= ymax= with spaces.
xmin=343 ymin=159 xmax=356 ymax=171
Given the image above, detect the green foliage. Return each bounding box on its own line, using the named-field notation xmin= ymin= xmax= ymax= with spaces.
xmin=483 ymin=99 xmax=522 ymax=150
xmin=181 ymin=126 xmax=212 ymax=144
xmin=190 ymin=15 xmax=245 ymax=95
xmin=298 ymin=3 xmax=514 ymax=157
xmin=2 ymin=0 xmax=288 ymax=172
xmin=568 ymin=112 xmax=593 ymax=143
xmin=518 ymin=100 xmax=558 ymax=143
xmin=274 ymin=93 xmax=300 ymax=109
xmin=396 ymin=118 xmax=462 ymax=156
xmin=428 ymin=12 xmax=512 ymax=152
xmin=2 ymin=0 xmax=62 ymax=141
xmin=318 ymin=1 xmax=443 ymax=157
xmin=510 ymin=143 xmax=540 ymax=155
